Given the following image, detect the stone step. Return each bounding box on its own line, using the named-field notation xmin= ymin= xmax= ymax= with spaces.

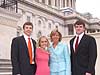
xmin=0 ymin=59 xmax=11 ymax=64
xmin=0 ymin=67 xmax=12 ymax=72
xmin=0 ymin=59 xmax=12 ymax=75
xmin=0 ymin=72 xmax=12 ymax=75
xmin=0 ymin=64 xmax=12 ymax=67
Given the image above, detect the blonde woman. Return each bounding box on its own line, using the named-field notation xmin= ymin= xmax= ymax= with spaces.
xmin=35 ymin=36 xmax=50 ymax=75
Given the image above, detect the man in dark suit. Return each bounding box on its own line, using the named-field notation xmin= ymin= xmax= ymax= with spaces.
xmin=70 ymin=20 xmax=97 ymax=75
xmin=11 ymin=22 xmax=36 ymax=75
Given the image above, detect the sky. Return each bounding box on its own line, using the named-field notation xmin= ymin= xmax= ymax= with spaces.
xmin=76 ymin=0 xmax=100 ymax=18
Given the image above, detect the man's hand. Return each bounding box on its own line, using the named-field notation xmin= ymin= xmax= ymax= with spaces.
xmin=16 ymin=74 xmax=21 ymax=75
xmin=85 ymin=72 xmax=92 ymax=75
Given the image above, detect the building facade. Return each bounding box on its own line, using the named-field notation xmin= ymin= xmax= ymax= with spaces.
xmin=0 ymin=0 xmax=100 ymax=59
xmin=0 ymin=0 xmax=100 ymax=75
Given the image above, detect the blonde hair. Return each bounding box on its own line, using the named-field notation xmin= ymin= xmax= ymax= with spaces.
xmin=38 ymin=36 xmax=49 ymax=47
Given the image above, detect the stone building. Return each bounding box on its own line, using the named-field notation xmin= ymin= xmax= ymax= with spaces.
xmin=18 ymin=0 xmax=100 ymax=38
xmin=0 ymin=0 xmax=100 ymax=69
xmin=0 ymin=0 xmax=100 ymax=75
xmin=0 ymin=0 xmax=100 ymax=60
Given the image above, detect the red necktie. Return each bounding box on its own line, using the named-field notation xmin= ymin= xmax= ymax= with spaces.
xmin=75 ymin=36 xmax=79 ymax=51
xmin=28 ymin=38 xmax=32 ymax=64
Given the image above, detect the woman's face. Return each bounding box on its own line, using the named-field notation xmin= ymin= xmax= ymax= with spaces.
xmin=51 ymin=32 xmax=60 ymax=44
xmin=40 ymin=37 xmax=48 ymax=49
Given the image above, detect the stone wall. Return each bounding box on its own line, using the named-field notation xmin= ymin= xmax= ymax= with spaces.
xmin=0 ymin=8 xmax=21 ymax=59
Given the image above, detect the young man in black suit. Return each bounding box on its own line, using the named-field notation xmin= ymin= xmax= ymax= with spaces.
xmin=11 ymin=22 xmax=36 ymax=75
xmin=70 ymin=20 xmax=97 ymax=75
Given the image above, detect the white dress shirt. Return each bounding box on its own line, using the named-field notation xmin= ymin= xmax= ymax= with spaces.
xmin=23 ymin=33 xmax=34 ymax=60
xmin=73 ymin=32 xmax=84 ymax=51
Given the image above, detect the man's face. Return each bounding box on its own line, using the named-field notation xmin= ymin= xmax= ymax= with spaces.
xmin=23 ymin=25 xmax=33 ymax=36
xmin=75 ymin=24 xmax=85 ymax=35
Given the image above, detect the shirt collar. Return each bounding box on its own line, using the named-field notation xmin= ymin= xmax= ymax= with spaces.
xmin=23 ymin=33 xmax=32 ymax=39
xmin=76 ymin=32 xmax=84 ymax=39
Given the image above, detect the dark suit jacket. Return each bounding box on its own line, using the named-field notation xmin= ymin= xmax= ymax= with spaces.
xmin=70 ymin=34 xmax=97 ymax=75
xmin=11 ymin=35 xmax=36 ymax=75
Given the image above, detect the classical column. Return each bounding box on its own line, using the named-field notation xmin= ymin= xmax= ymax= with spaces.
xmin=55 ymin=0 xmax=58 ymax=7
xmin=73 ymin=0 xmax=76 ymax=9
xmin=57 ymin=0 xmax=60 ymax=8
xmin=60 ymin=0 xmax=62 ymax=8
xmin=65 ymin=0 xmax=67 ymax=7
xmin=45 ymin=0 xmax=49 ymax=5
xmin=39 ymin=0 xmax=42 ymax=2
xmin=62 ymin=0 xmax=65 ymax=8
xmin=65 ymin=0 xmax=69 ymax=7
xmin=61 ymin=0 xmax=65 ymax=8
xmin=68 ymin=0 xmax=71 ymax=7
xmin=51 ymin=0 xmax=56 ymax=7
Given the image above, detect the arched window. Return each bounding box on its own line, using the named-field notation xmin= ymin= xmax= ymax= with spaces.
xmin=37 ymin=31 xmax=42 ymax=38
xmin=48 ymin=23 xmax=51 ymax=29
xmin=68 ymin=24 xmax=74 ymax=35
xmin=38 ymin=20 xmax=41 ymax=27
xmin=27 ymin=16 xmax=30 ymax=22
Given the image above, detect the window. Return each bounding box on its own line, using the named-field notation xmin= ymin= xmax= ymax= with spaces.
xmin=38 ymin=20 xmax=41 ymax=27
xmin=55 ymin=26 xmax=58 ymax=30
xmin=68 ymin=24 xmax=74 ymax=35
xmin=37 ymin=31 xmax=42 ymax=38
xmin=87 ymin=29 xmax=96 ymax=33
xmin=27 ymin=16 xmax=31 ymax=22
xmin=48 ymin=23 xmax=51 ymax=29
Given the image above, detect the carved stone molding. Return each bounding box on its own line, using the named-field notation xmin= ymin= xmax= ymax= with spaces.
xmin=0 ymin=8 xmax=22 ymax=28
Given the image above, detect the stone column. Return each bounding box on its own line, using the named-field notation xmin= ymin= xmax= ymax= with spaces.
xmin=62 ymin=0 xmax=65 ymax=8
xmin=51 ymin=0 xmax=56 ymax=7
xmin=71 ymin=0 xmax=75 ymax=9
xmin=65 ymin=0 xmax=67 ymax=7
xmin=45 ymin=0 xmax=49 ymax=5
xmin=65 ymin=0 xmax=69 ymax=7
xmin=0 ymin=8 xmax=21 ymax=59
xmin=60 ymin=0 xmax=62 ymax=8
xmin=68 ymin=0 xmax=71 ymax=7
xmin=55 ymin=0 xmax=59 ymax=7
xmin=39 ymin=0 xmax=42 ymax=2
xmin=73 ymin=0 xmax=76 ymax=9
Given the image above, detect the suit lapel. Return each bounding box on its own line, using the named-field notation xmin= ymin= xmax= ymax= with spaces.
xmin=21 ymin=36 xmax=29 ymax=57
xmin=71 ymin=37 xmax=75 ymax=53
xmin=76 ymin=34 xmax=86 ymax=53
